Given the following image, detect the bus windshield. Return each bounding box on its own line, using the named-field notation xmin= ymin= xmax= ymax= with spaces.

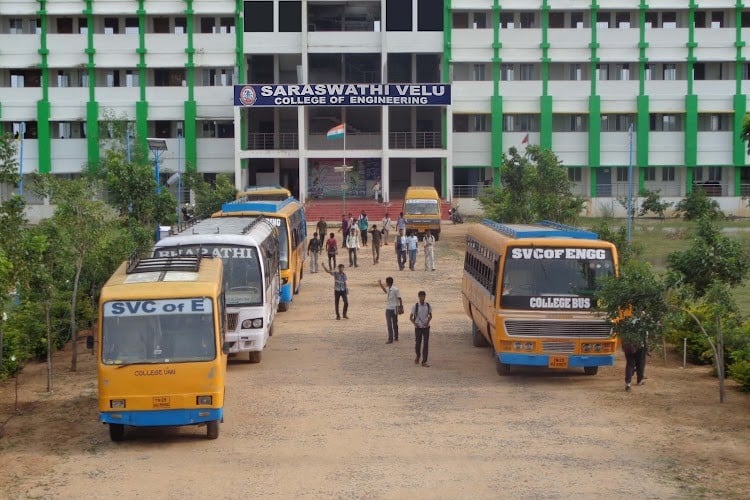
xmin=102 ymin=298 xmax=215 ymax=364
xmin=501 ymin=247 xmax=615 ymax=310
xmin=404 ymin=199 xmax=439 ymax=215
xmin=154 ymin=245 xmax=263 ymax=306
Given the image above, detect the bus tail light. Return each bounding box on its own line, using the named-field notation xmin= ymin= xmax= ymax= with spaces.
xmin=110 ymin=399 xmax=126 ymax=409
xmin=197 ymin=396 xmax=212 ymax=405
xmin=241 ymin=318 xmax=263 ymax=329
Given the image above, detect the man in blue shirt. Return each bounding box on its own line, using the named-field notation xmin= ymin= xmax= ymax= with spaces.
xmin=406 ymin=231 xmax=419 ymax=271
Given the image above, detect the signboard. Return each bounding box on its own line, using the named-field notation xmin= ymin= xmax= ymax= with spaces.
xmin=235 ymin=84 xmax=451 ymax=107
xmin=155 ymin=245 xmax=259 ymax=259
xmin=103 ymin=298 xmax=212 ymax=317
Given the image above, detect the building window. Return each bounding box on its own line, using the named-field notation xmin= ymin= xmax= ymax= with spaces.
xmin=570 ymin=12 xmax=584 ymax=28
xmin=519 ymin=12 xmax=535 ymax=28
xmin=175 ymin=18 xmax=187 ymax=34
xmin=549 ymin=12 xmax=564 ymax=28
xmin=245 ymin=2 xmax=273 ymax=32
xmin=596 ymin=12 xmax=610 ymax=29
xmin=453 ymin=114 xmax=490 ymax=132
xmin=501 ymin=64 xmax=514 ymax=81
xmin=473 ymin=64 xmax=487 ymax=81
xmin=663 ymin=64 xmax=677 ymax=81
xmin=519 ymin=64 xmax=534 ymax=81
xmin=616 ymin=167 xmax=629 ymax=182
xmin=153 ymin=17 xmax=170 ymax=34
xmin=279 ymin=2 xmax=301 ymax=32
xmin=616 ymin=63 xmax=630 ymax=80
xmin=662 ymin=167 xmax=675 ymax=181
xmin=650 ymin=114 xmax=682 ymax=132
xmin=568 ymin=167 xmax=582 ymax=182
xmin=569 ymin=64 xmax=582 ymax=81
xmin=553 ymin=114 xmax=587 ymax=132
xmin=601 ymin=114 xmax=634 ymax=132
xmin=202 ymin=69 xmax=233 ymax=86
xmin=125 ymin=17 xmax=138 ymax=35
xmin=596 ymin=64 xmax=609 ymax=81
xmin=154 ymin=69 xmax=186 ymax=87
xmin=453 ymin=12 xmax=468 ymax=29
xmin=503 ymin=114 xmax=539 ymax=132
xmin=616 ymin=12 xmax=631 ymax=28
xmin=698 ymin=114 xmax=731 ymax=132
xmin=708 ymin=167 xmax=722 ymax=181
xmin=104 ymin=18 xmax=119 ymax=34
xmin=644 ymin=167 xmax=656 ymax=181
xmin=500 ymin=13 xmax=514 ymax=29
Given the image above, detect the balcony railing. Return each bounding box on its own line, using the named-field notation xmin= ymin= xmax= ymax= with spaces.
xmin=741 ymin=184 xmax=750 ymax=197
xmin=247 ymin=133 xmax=299 ymax=150
xmin=389 ymin=132 xmax=442 ymax=149
xmin=452 ymin=184 xmax=487 ymax=198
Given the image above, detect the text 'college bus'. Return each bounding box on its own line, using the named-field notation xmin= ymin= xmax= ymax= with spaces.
xmin=462 ymin=220 xmax=619 ymax=376
xmin=96 ymin=255 xmax=228 ymax=441
xmin=214 ymin=197 xmax=306 ymax=311
xmin=153 ymin=216 xmax=280 ymax=363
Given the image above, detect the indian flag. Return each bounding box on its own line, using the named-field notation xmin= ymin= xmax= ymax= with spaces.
xmin=326 ymin=123 xmax=345 ymax=140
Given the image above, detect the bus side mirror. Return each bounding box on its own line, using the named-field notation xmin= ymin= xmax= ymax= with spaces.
xmin=86 ymin=335 xmax=94 ymax=350
xmin=222 ymin=342 xmax=231 ymax=355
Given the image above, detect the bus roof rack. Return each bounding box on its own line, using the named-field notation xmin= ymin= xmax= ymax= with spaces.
xmin=221 ymin=197 xmax=297 ymax=213
xmin=482 ymin=219 xmax=599 ymax=240
xmin=126 ymin=255 xmax=203 ymax=274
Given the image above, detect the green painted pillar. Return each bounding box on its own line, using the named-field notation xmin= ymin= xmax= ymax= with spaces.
xmin=84 ymin=0 xmax=99 ymax=166
xmin=36 ymin=1 xmax=51 ymax=173
xmin=491 ymin=0 xmax=503 ymax=187
xmin=732 ymin=3 xmax=747 ymax=195
xmin=184 ymin=0 xmax=197 ymax=171
xmin=136 ymin=0 xmax=148 ymax=147
xmin=587 ymin=1 xmax=601 ymax=196
xmin=684 ymin=94 xmax=698 ymax=167
xmin=235 ymin=0 xmax=246 ymax=154
xmin=636 ymin=2 xmax=649 ymax=169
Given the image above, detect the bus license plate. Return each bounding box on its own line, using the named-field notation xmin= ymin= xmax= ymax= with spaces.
xmin=548 ymin=356 xmax=568 ymax=369
xmin=152 ymin=396 xmax=171 ymax=408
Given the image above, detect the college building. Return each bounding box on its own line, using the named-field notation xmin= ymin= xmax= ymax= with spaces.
xmin=2 ymin=1 xmax=750 ymax=216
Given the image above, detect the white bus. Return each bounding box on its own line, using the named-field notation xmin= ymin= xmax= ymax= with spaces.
xmin=153 ymin=217 xmax=280 ymax=363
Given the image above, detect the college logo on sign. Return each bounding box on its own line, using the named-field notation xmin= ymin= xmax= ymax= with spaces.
xmin=238 ymin=85 xmax=257 ymax=106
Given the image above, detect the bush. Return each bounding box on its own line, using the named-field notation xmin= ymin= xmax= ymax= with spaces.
xmin=674 ymin=189 xmax=723 ymax=220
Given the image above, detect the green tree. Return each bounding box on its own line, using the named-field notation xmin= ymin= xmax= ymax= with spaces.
xmin=31 ymin=174 xmax=115 ymax=371
xmin=185 ymin=172 xmax=237 ymax=219
xmin=666 ymin=216 xmax=749 ymax=296
xmin=638 ymin=189 xmax=673 ymax=219
xmin=674 ymin=188 xmax=723 ymax=220
xmin=0 ymin=132 xmax=21 ymax=199
xmin=478 ymin=146 xmax=584 ymax=224
xmin=741 ymin=112 xmax=750 ymax=155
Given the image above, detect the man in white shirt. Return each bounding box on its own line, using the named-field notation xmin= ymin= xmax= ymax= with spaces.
xmin=423 ymin=230 xmax=436 ymax=271
xmin=378 ymin=276 xmax=403 ymax=344
xmin=346 ymin=227 xmax=359 ymax=267
xmin=410 ymin=291 xmax=433 ymax=367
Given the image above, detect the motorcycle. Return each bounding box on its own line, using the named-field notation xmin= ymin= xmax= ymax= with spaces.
xmin=450 ymin=206 xmax=464 ymax=224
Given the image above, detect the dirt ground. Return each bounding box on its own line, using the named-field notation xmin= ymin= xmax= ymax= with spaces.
xmin=1 ymin=223 xmax=750 ymax=499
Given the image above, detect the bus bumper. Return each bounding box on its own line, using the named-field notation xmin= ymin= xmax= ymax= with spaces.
xmin=280 ymin=283 xmax=293 ymax=304
xmin=497 ymin=353 xmax=615 ymax=368
xmin=226 ymin=330 xmax=265 ymax=354
xmin=99 ymin=408 xmax=223 ymax=427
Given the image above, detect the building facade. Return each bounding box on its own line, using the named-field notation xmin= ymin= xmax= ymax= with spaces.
xmin=2 ymin=1 xmax=750 ymax=215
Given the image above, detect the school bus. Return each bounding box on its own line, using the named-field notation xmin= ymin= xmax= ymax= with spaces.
xmin=214 ymin=197 xmax=306 ymax=311
xmin=153 ymin=216 xmax=280 ymax=363
xmin=403 ymin=186 xmax=441 ymax=240
xmin=462 ymin=220 xmax=619 ymax=376
xmin=236 ymin=185 xmax=292 ymax=201
xmin=96 ymin=255 xmax=228 ymax=441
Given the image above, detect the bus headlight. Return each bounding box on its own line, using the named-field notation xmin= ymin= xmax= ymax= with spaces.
xmin=196 ymin=396 xmax=212 ymax=405
xmin=241 ymin=318 xmax=263 ymax=329
xmin=524 ymin=342 xmax=534 ymax=351
xmin=582 ymin=344 xmax=592 ymax=353
xmin=514 ymin=342 xmax=523 ymax=350
xmin=109 ymin=399 xmax=126 ymax=409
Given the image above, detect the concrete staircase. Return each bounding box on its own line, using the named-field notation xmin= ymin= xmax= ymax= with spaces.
xmin=304 ymin=198 xmax=452 ymax=225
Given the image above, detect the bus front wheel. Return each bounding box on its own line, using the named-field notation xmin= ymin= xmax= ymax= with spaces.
xmin=248 ymin=351 xmax=262 ymax=363
xmin=109 ymin=423 xmax=125 ymax=442
xmin=496 ymin=360 xmax=511 ymax=376
xmin=207 ymin=420 xmax=220 ymax=440
xmin=471 ymin=322 xmax=489 ymax=347
xmin=583 ymin=366 xmax=599 ymax=376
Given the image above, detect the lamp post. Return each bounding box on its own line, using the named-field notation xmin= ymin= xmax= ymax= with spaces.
xmin=176 ymin=129 xmax=182 ymax=225
xmin=626 ymin=123 xmax=634 ymax=243
xmin=147 ymin=138 xmax=168 ymax=241
xmin=333 ymin=165 xmax=353 ymax=214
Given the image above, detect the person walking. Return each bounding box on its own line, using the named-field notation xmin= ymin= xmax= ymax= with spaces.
xmin=307 ymin=232 xmax=322 ymax=273
xmin=322 ymin=263 xmax=348 ymax=320
xmin=381 ymin=213 xmax=392 ymax=245
xmin=346 ymin=227 xmax=360 ymax=267
xmin=325 ymin=232 xmax=338 ymax=269
xmin=410 ymin=291 xmax=433 ymax=367
xmin=378 ymin=277 xmax=403 ymax=343
xmin=423 ymin=230 xmax=436 ymax=271
xmin=372 ymin=180 xmax=381 ymax=202
xmin=395 ymin=230 xmax=407 ymax=271
xmin=622 ymin=337 xmax=647 ymax=391
xmin=339 ymin=214 xmax=350 ymax=247
xmin=406 ymin=231 xmax=419 ymax=271
xmin=369 ymin=224 xmax=382 ymax=264
xmin=357 ymin=211 xmax=369 ymax=246
xmin=396 ymin=212 xmax=406 ymax=234
xmin=316 ymin=217 xmax=327 ymax=246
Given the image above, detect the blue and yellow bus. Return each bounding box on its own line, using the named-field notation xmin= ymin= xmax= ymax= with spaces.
xmin=462 ymin=220 xmax=619 ymax=376
xmin=154 ymin=217 xmax=280 ymax=363
xmin=214 ymin=197 xmax=306 ymax=311
xmin=96 ymin=255 xmax=228 ymax=441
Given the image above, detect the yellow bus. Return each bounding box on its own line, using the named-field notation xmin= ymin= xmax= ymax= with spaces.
xmin=236 ymin=185 xmax=292 ymax=201
xmin=403 ymin=186 xmax=442 ymax=240
xmin=462 ymin=220 xmax=619 ymax=376
xmin=214 ymin=197 xmax=306 ymax=311
xmin=96 ymin=255 xmax=228 ymax=441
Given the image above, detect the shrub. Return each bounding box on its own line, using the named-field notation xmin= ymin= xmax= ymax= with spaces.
xmin=674 ymin=189 xmax=723 ymax=220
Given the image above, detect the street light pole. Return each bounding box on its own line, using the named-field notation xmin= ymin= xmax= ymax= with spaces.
xmin=18 ymin=123 xmax=25 ymax=197
xmin=147 ymin=138 xmax=168 ymax=241
xmin=626 ymin=123 xmax=634 ymax=243
xmin=333 ymin=165 xmax=353 ymax=214
xmin=176 ymin=129 xmax=182 ymax=225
